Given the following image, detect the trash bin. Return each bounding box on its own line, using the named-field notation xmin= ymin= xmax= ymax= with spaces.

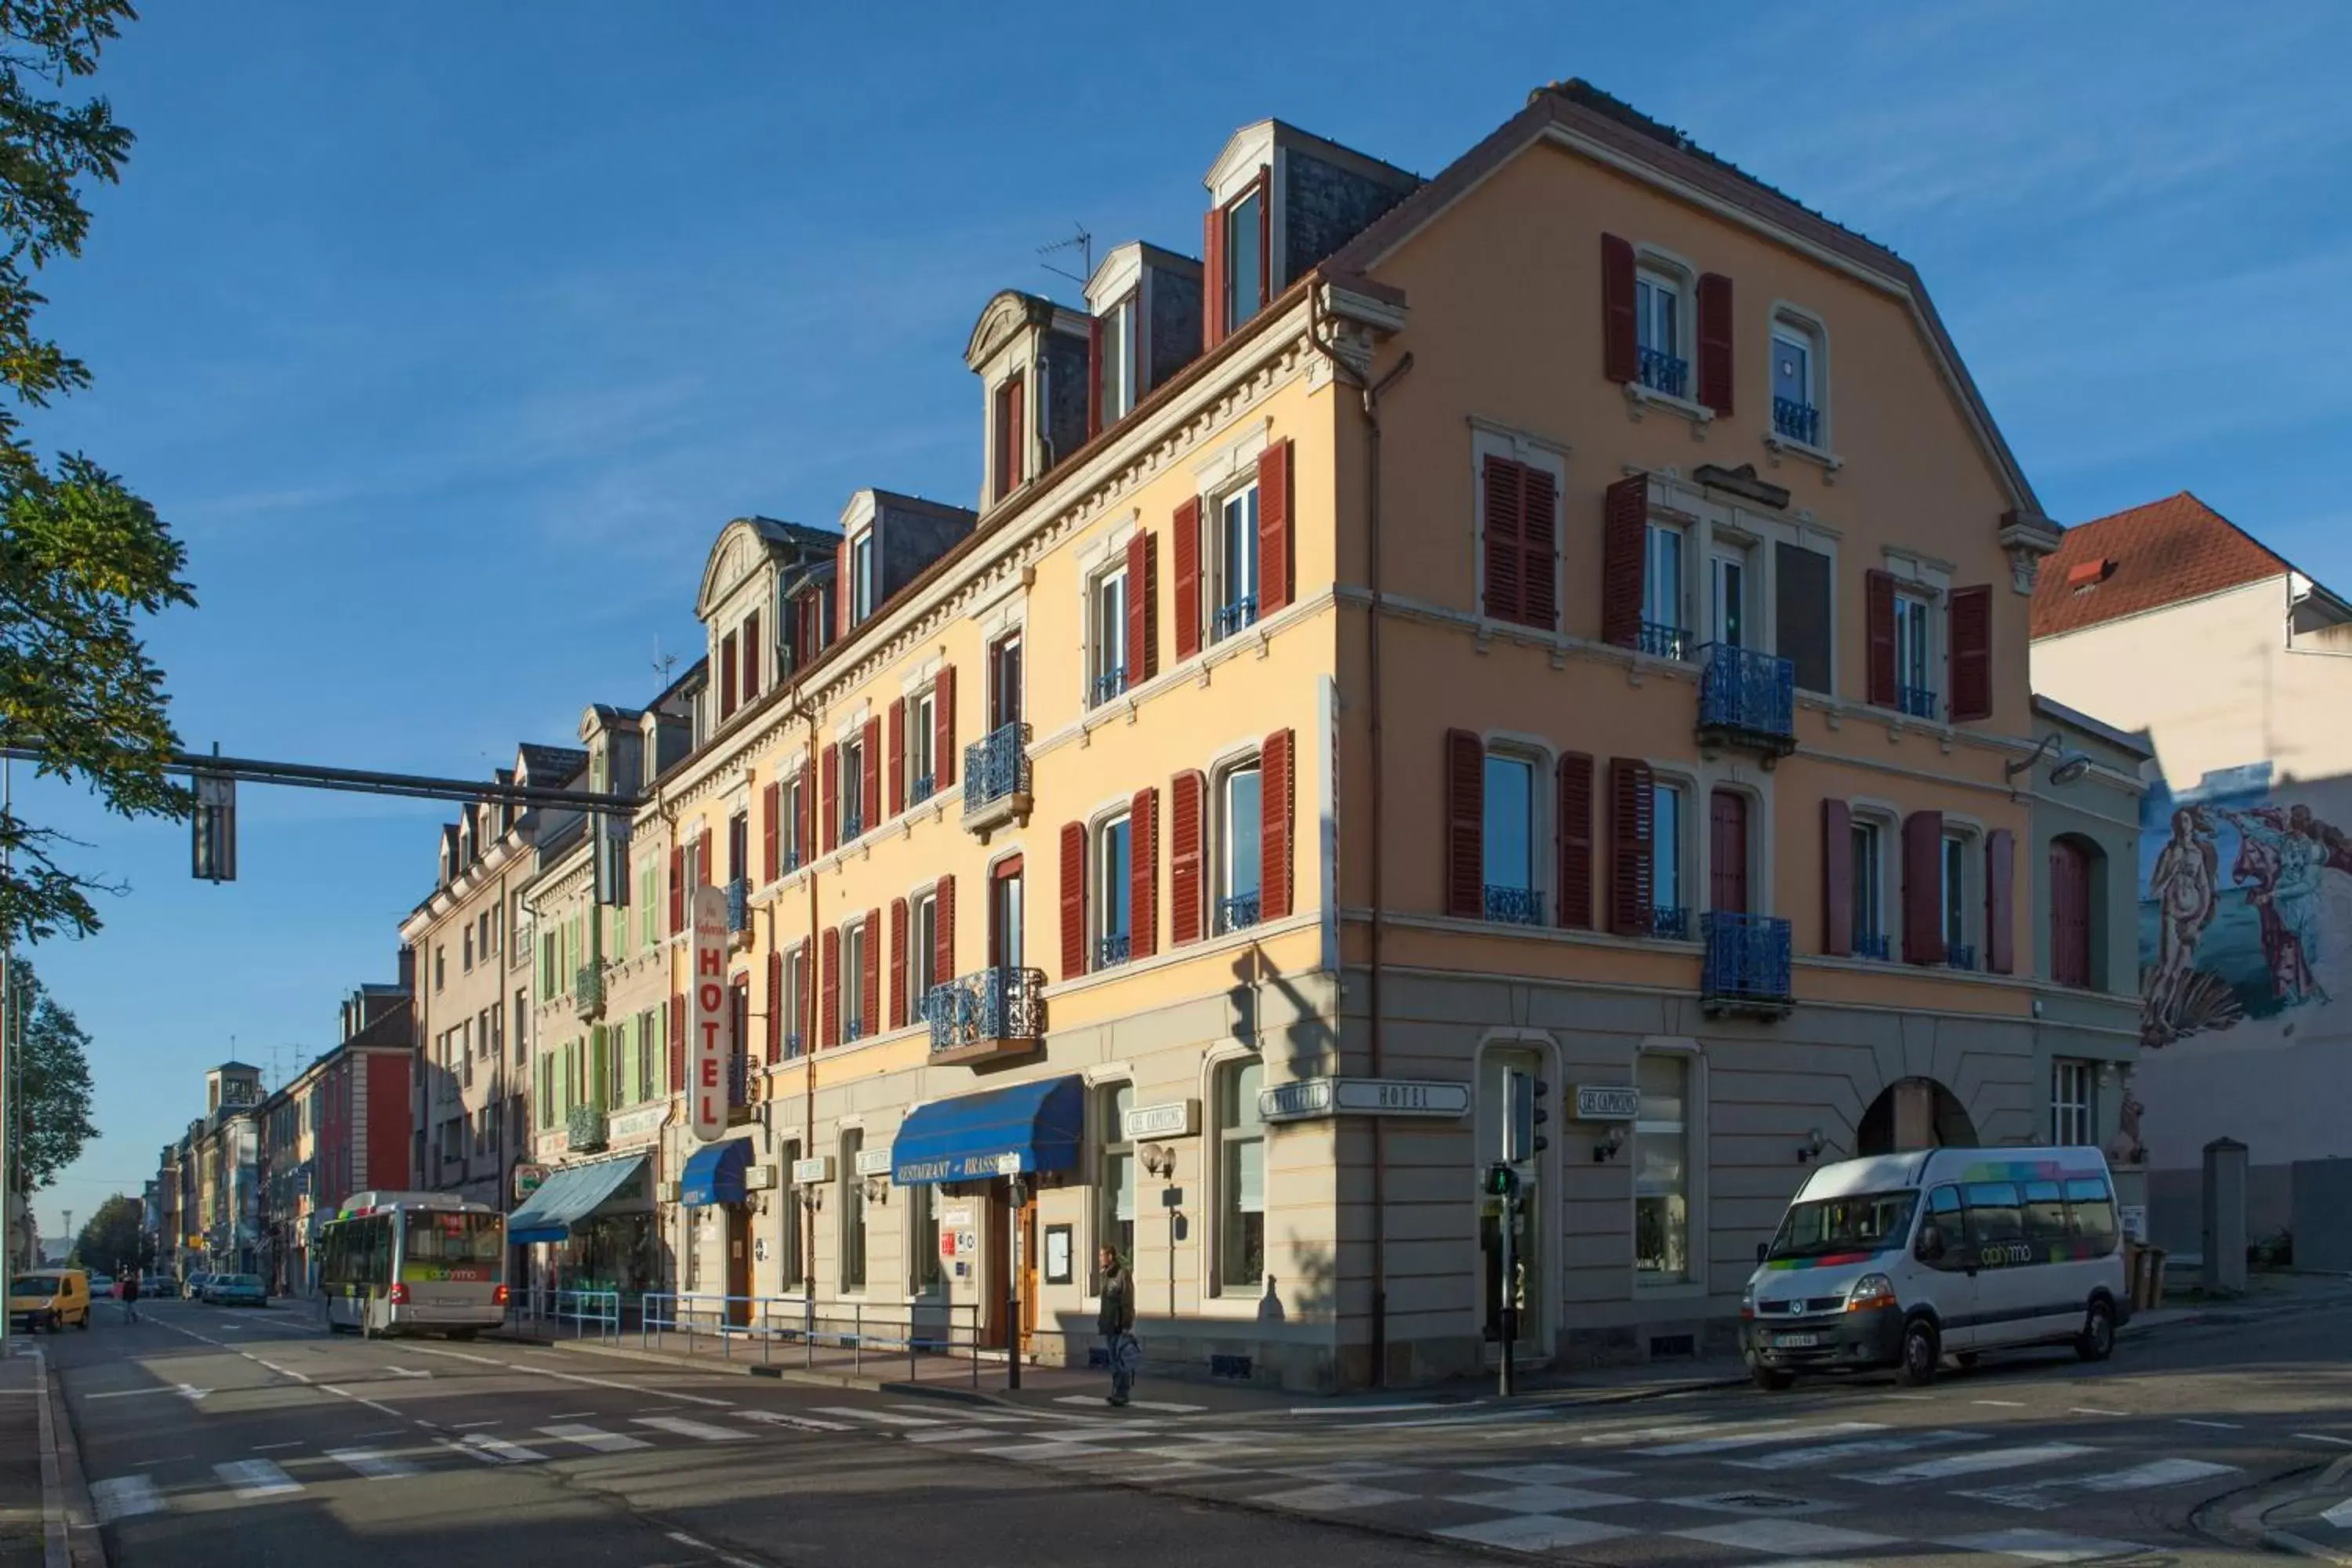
xmin=2127 ymin=1244 xmax=2168 ymax=1311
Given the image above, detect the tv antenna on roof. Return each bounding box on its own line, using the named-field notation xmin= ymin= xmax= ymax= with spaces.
xmin=1038 ymin=223 xmax=1093 ymax=291
xmin=651 ymin=635 xmax=677 ymax=687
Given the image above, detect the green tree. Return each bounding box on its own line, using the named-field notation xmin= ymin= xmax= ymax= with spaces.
xmin=10 ymin=956 xmax=94 ymax=1192
xmin=0 ymin=2 xmax=195 ymax=946
xmin=72 ymin=1189 xmax=137 ymax=1272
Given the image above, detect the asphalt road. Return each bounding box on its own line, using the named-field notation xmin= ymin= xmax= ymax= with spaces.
xmin=38 ymin=1294 xmax=2352 ymax=1566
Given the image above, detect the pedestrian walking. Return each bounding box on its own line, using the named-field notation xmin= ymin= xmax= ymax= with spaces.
xmin=120 ymin=1271 xmax=140 ymax=1324
xmin=1098 ymin=1245 xmax=1137 ymax=1407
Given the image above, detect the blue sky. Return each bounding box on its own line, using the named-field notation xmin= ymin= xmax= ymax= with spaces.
xmin=18 ymin=1 xmax=2349 ymax=1236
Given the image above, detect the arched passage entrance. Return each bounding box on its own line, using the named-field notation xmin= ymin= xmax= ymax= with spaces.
xmin=1855 ymin=1078 xmax=1978 ymax=1156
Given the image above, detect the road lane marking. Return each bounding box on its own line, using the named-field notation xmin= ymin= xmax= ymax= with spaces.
xmin=2298 ymin=1434 xmax=2352 ymax=1447
xmin=88 ymin=1386 xmax=191 ymax=1401
xmin=734 ymin=1410 xmax=852 ymax=1432
xmin=1052 ymin=1393 xmax=1207 ymax=1414
xmin=1635 ymin=1421 xmax=1885 ymax=1457
xmin=1938 ymin=1529 xmax=2151 ymax=1559
xmin=539 ymin=1424 xmax=649 ymax=1452
xmin=453 ymin=1434 xmax=546 ymax=1464
xmin=216 ymin=1458 xmax=302 ymax=1498
xmin=321 ymin=1385 xmax=408 ymax=1419
xmin=448 ymin=1420 xmax=500 ymax=1430
xmin=2177 ymin=1418 xmax=2241 ymax=1430
xmin=808 ymin=1406 xmax=945 ymax=1426
xmin=252 ymin=1361 xmax=311 ymax=1384
xmin=1727 ymin=1431 xmax=1987 ymax=1472
xmin=635 ymin=1415 xmax=748 ymax=1443
xmin=1972 ymin=1399 xmax=2026 ymax=1408
xmin=328 ymin=1448 xmax=423 ymax=1480
xmin=398 ymin=1346 xmax=737 ymax=1407
xmin=2070 ymin=1407 xmax=2130 ymax=1417
xmin=1288 ymin=1403 xmax=1433 ymax=1417
xmin=905 ymin=1426 xmax=1013 ymax=1443
xmin=251 ymin=1441 xmax=304 ymax=1452
xmin=91 ymin=1476 xmax=164 ymax=1523
xmin=548 ymin=1411 xmax=597 ymax=1420
xmin=1582 ymin=1421 xmax=1791 ymax=1447
xmin=1960 ymin=1457 xmax=2239 ymax=1511
xmin=1848 ymin=1443 xmax=2096 ymax=1484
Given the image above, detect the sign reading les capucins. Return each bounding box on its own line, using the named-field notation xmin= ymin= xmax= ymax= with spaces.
xmin=691 ymin=885 xmax=731 ymax=1144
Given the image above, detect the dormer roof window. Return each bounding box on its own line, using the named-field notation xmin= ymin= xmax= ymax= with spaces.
xmin=1083 ymin=242 xmax=1203 ymax=439
xmin=966 ymin=292 xmax=1088 ymax=511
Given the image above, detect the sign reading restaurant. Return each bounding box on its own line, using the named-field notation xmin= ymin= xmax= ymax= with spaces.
xmin=1258 ymin=1077 xmax=1472 ymax=1123
xmin=689 ymin=885 xmax=730 ymax=1145
xmin=892 ymin=1149 xmax=1027 ymax=1185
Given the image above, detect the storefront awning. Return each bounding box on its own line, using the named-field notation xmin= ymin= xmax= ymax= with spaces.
xmin=506 ymin=1155 xmax=647 ymax=1245
xmin=891 ymin=1075 xmax=1084 ymax=1186
xmin=679 ymin=1139 xmax=751 ymax=1208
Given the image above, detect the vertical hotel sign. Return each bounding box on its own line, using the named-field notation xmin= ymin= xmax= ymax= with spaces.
xmin=690 ymin=885 xmax=731 ymax=1143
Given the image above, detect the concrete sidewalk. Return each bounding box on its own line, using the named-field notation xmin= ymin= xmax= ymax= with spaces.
xmin=0 ymin=1341 xmax=102 ymax=1568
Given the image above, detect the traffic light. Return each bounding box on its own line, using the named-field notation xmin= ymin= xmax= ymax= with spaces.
xmin=1503 ymin=1071 xmax=1550 ymax=1163
xmin=191 ymin=772 xmax=236 ymax=882
xmin=1530 ymin=1076 xmax=1550 ymax=1156
xmin=1483 ymin=1163 xmax=1519 ymax=1198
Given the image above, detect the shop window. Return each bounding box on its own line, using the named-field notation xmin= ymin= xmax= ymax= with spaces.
xmin=1096 ymin=1081 xmax=1134 ymax=1290
xmin=1634 ymin=1051 xmax=1692 ymax=1281
xmin=1214 ymin=1058 xmax=1265 ymax=1296
xmin=839 ymin=1129 xmax=866 ymax=1292
xmin=909 ymin=1183 xmax=942 ymax=1295
xmin=778 ymin=1138 xmax=804 ymax=1291
xmin=2052 ymin=1059 xmax=2096 ymax=1146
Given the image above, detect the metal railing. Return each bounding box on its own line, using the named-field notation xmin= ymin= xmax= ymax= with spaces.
xmin=514 ymin=1287 xmax=620 ymax=1343
xmin=1096 ymin=932 xmax=1131 ymax=968
xmin=725 ymin=877 xmax=751 ymax=933
xmin=924 ymin=967 xmax=1047 ymax=1056
xmin=842 ymin=810 xmax=864 ymax=841
xmin=782 ymin=1031 xmax=804 ymax=1061
xmin=909 ymin=772 xmax=935 ymax=808
xmin=636 ymin=1294 xmax=983 ymax=1385
xmin=1089 ymin=666 xmax=1127 ymax=707
xmin=783 ymin=846 xmax=802 ymax=874
xmin=566 ymin=1104 xmax=608 ymax=1153
xmin=728 ymin=1053 xmax=751 ymax=1109
xmin=1651 ymin=904 xmax=1691 ymax=940
xmin=572 ymin=963 xmax=603 ymax=1018
xmin=1638 ymin=347 xmax=1689 ymax=398
xmin=1698 ymin=643 xmax=1795 ymax=743
xmin=963 ymin=723 xmax=1032 ymax=820
xmin=1773 ymin=397 xmax=1821 ymax=447
xmin=1853 ymin=931 xmax=1891 ymax=961
xmin=1213 ymin=596 xmax=1258 ymax=641
xmin=1947 ymin=943 xmax=1978 ymax=972
xmin=1483 ymin=884 xmax=1544 ymax=926
xmin=1216 ymin=890 xmax=1261 ymax=935
xmin=1702 ymin=911 xmax=1793 ymax=1007
xmin=1639 ymin=621 xmax=1691 ymax=660
xmin=1896 ymin=684 xmax=1939 ymax=721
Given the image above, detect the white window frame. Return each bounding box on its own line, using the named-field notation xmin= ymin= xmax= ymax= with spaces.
xmin=840 ymin=737 xmax=866 ymax=838
xmin=1210 ymin=477 xmax=1261 ymax=644
xmin=843 ymin=918 xmax=869 ymax=1042
xmin=1467 ymin=424 xmax=1568 ymax=635
xmin=1633 ymin=1040 xmax=1704 ymax=1293
xmin=1633 ymin=254 xmax=1693 ymax=399
xmin=1893 ymin=588 xmax=1940 ymax=720
xmin=909 ymin=889 xmax=939 ymax=1009
xmin=838 ymin=1127 xmax=866 ymax=1294
xmin=1213 ymin=755 xmax=1264 ymax=935
xmin=1642 ymin=520 xmax=1690 ymax=658
xmin=2051 ymin=1059 xmax=2096 ymax=1147
xmin=782 ymin=775 xmax=806 ymax=871
xmin=1097 ymin=292 xmax=1138 ymax=424
xmin=1650 ymin=774 xmax=1693 ymax=937
xmin=909 ymin=688 xmax=938 ymax=803
xmin=851 ymin=530 xmax=877 ymax=623
xmin=1479 ymin=743 xmax=1546 ymax=924
xmin=1093 ymin=809 xmax=1134 ymax=967
xmin=1850 ymin=809 xmax=1896 ymax=960
xmin=1094 ymin=1080 xmax=1134 ymax=1294
xmin=1087 ymin=560 xmax=1131 ymax=707
xmin=777 ymin=1137 xmax=804 ymax=1292
xmin=1708 ymin=536 xmax=1755 ymax=652
xmin=1940 ymin=824 xmax=1981 ymax=970
xmin=1766 ymin=303 xmax=1832 ymax=456
xmin=1208 ymin=1051 xmax=1265 ymax=1300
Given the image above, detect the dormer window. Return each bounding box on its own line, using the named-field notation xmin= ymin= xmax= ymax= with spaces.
xmin=851 ymin=533 xmax=877 ymax=624
xmin=741 ymin=610 xmax=761 ymax=704
xmin=993 ymin=372 xmax=1026 ymax=504
xmin=1094 ymin=293 xmax=1137 ymax=429
xmin=1223 ymin=181 xmax=1268 ymax=332
xmin=719 ymin=630 xmax=739 ymax=719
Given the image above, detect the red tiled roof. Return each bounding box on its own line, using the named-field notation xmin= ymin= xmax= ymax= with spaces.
xmin=2029 ymin=492 xmax=2289 ymax=639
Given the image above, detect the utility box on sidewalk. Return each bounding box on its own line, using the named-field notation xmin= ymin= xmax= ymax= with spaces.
xmin=2202 ymin=1137 xmax=2249 ymax=1295
xmin=2290 ymin=1157 xmax=2352 ymax=1274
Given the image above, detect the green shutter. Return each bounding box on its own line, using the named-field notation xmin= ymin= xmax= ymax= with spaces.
xmin=616 ymin=1019 xmax=635 ymax=1109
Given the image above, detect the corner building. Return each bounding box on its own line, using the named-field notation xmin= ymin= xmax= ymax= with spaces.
xmin=597 ymin=83 xmax=2137 ymax=1390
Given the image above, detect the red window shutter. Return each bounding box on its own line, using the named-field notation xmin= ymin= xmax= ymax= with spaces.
xmin=821 ymin=742 xmax=840 ymax=851
xmin=1601 ymin=474 xmax=1647 ymax=648
xmin=834 ymin=538 xmax=850 ymax=634
xmin=1696 ymin=272 xmax=1734 ymax=415
xmin=1901 ymin=811 xmax=1945 ymax=965
xmin=699 ymin=828 xmax=713 ymax=889
xmin=1004 ymin=373 xmax=1025 ymax=494
xmin=1949 ymin=584 xmax=1993 ymax=722
xmin=861 ymin=719 xmax=881 ymax=828
xmin=1258 ymin=439 xmax=1293 ymax=615
xmin=1985 ymin=828 xmax=2016 ymax=975
xmin=720 ymin=632 xmax=738 ymax=719
xmin=1087 ymin=313 xmax=1104 ymax=439
xmin=1058 ymin=820 xmax=1087 ymax=981
xmin=1203 ymin=205 xmax=1226 ymax=350
xmin=1556 ymin=753 xmax=1594 ymax=930
xmin=934 ymin=664 xmax=957 ymax=789
xmin=669 ymin=846 xmax=684 ymax=935
xmin=765 ymin=950 xmax=783 ymax=1064
xmin=935 ymin=874 xmax=956 ymax=984
xmin=889 ymin=898 xmax=909 ymax=1029
xmin=1608 ymin=757 xmax=1657 ymax=935
xmin=1866 ymin=571 xmax=1898 ymax=708
xmin=1520 ymin=462 xmax=1558 ymax=632
xmin=1601 ymin=233 xmax=1638 ymax=384
xmin=1443 ymin=729 xmax=1484 ymax=920
xmin=2050 ymin=840 xmax=2090 ymax=987
xmin=1171 ymin=770 xmax=1205 ymax=946
xmin=1261 ymin=728 xmax=1295 ymax=920
xmin=1821 ymin=798 xmax=1853 ymax=956
xmin=1130 ymin=787 xmax=1158 ymax=957
xmin=1172 ymin=497 xmax=1203 ymax=661
xmin=821 ymin=927 xmax=840 ymax=1047
xmin=743 ymin=611 xmax=761 ymax=702
xmin=669 ymin=993 xmax=684 ymax=1090
xmin=1125 ymin=532 xmax=1153 ymax=681
xmin=1482 ymin=456 xmax=1525 ymax=625
xmin=797 ymin=770 xmax=814 ymax=862
xmin=761 ymin=782 xmax=780 ymax=884
xmin=887 ymin=696 xmax=906 ymax=818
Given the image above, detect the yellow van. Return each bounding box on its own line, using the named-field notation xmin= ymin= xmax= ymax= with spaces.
xmin=8 ymin=1268 xmax=92 ymax=1332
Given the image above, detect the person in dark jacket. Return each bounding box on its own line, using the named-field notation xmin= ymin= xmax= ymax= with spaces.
xmin=119 ymin=1271 xmax=140 ymax=1323
xmin=1097 ymin=1246 xmax=1136 ymax=1406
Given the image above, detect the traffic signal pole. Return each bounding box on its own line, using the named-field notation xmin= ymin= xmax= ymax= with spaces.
xmin=1497 ymin=1178 xmax=1516 ymax=1398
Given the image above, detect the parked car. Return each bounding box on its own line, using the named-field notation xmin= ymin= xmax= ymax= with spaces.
xmin=206 ymin=1274 xmax=267 ymax=1307
xmin=183 ymin=1272 xmax=212 ymax=1300
xmin=85 ymin=1272 xmax=114 ymax=1298
xmin=8 ymin=1269 xmax=92 ymax=1332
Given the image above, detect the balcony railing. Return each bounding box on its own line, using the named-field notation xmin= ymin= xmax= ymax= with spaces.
xmin=572 ymin=963 xmax=604 ymax=1020
xmin=1484 ymin=884 xmax=1544 ymax=926
xmin=1947 ymin=943 xmax=1978 ymax=973
xmin=962 ymin=722 xmax=1033 ymax=834
xmin=909 ymin=773 xmax=935 ymax=808
xmin=1772 ymin=397 xmax=1821 ymax=447
xmin=1853 ymin=931 xmax=1891 ymax=961
xmin=1216 ymin=890 xmax=1261 ymax=935
xmin=1651 ymin=905 xmax=1691 ymax=941
xmin=727 ymin=1054 xmax=751 ymax=1110
xmin=1639 ymin=621 xmax=1691 ymax=661
xmin=1638 ymin=347 xmax=1689 ymax=399
xmin=1213 ymin=596 xmax=1258 ymax=641
xmin=1090 ymin=667 xmax=1127 ymax=707
xmin=1697 ymin=643 xmax=1796 ymax=757
xmin=1701 ymin=911 xmax=1794 ymax=1016
xmin=844 ymin=1018 xmax=865 ymax=1045
xmin=924 ymin=966 xmax=1047 ymax=1065
xmin=842 ymin=810 xmax=864 ymax=842
xmin=782 ymin=1032 xmax=804 ymax=1061
xmin=725 ymin=877 xmax=750 ymax=935
xmin=566 ymin=1104 xmax=608 ymax=1154
xmin=1896 ymin=684 xmax=1939 ymax=721
xmin=784 ymin=847 xmax=802 ymax=875
xmin=1096 ymin=933 xmax=1131 ymax=968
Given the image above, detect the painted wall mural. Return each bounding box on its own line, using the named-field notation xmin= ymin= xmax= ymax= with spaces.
xmin=2139 ymin=764 xmax=2352 ymax=1047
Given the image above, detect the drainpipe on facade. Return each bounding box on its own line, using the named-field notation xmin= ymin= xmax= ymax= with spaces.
xmin=793 ymin=681 xmax=821 ymax=1343
xmin=1309 ymin=294 xmax=1413 ymax=1387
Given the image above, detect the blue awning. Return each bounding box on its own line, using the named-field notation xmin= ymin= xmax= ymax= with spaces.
xmin=891 ymin=1076 xmax=1084 ymax=1186
xmin=680 ymin=1139 xmax=752 ymax=1208
xmin=506 ymin=1155 xmax=647 ymax=1244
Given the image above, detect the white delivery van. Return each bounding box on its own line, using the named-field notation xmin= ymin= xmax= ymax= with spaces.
xmin=1740 ymin=1145 xmax=2129 ymax=1390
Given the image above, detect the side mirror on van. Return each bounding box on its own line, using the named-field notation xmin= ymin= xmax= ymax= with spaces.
xmin=1917 ymin=1224 xmax=1946 ymax=1262
xmin=1755 ymin=1241 xmax=1769 ymax=1265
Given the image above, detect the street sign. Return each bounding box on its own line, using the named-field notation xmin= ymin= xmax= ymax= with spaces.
xmin=512 ymin=1163 xmax=548 ymax=1201
xmin=689 ymin=886 xmax=730 ymax=1144
xmin=1123 ymin=1100 xmax=1200 ymax=1140
xmin=1259 ymin=1077 xmax=1472 ymax=1123
xmin=1574 ymin=1085 xmax=1641 ymax=1121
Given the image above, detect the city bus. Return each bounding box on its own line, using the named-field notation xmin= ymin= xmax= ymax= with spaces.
xmin=320 ymin=1190 xmax=507 ymax=1338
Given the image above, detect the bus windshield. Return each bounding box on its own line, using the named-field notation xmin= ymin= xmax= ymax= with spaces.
xmin=1766 ymin=1189 xmax=1919 ymax=1260
xmin=404 ymin=1210 xmax=503 ymax=1267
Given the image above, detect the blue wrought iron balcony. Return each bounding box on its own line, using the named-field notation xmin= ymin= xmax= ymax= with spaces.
xmin=1853 ymin=931 xmax=1891 ymax=961
xmin=572 ymin=963 xmax=604 ymax=1021
xmin=1090 ymin=666 xmax=1128 ymax=708
xmin=1697 ymin=643 xmax=1796 ymax=759
xmin=784 ymin=846 xmax=802 ymax=875
xmin=725 ymin=877 xmax=751 ymax=935
xmin=1946 ymin=943 xmax=1978 ymax=973
xmin=1638 ymin=347 xmax=1689 ymax=399
xmin=962 ymin=722 xmax=1033 ymax=836
xmin=1639 ymin=621 xmax=1691 ymax=661
xmin=782 ymin=1031 xmax=804 ymax=1061
xmin=842 ymin=810 xmax=865 ymax=842
xmin=1216 ymin=890 xmax=1261 ymax=935
xmin=909 ymin=773 xmax=935 ymax=808
xmin=924 ymin=966 xmax=1047 ymax=1066
xmin=726 ymin=1053 xmax=751 ymax=1111
xmin=1896 ymin=684 xmax=1939 ymax=721
xmin=1772 ymin=397 xmax=1822 ymax=448
xmin=1651 ymin=905 xmax=1691 ymax=941
xmin=1483 ymin=884 xmax=1544 ymax=926
xmin=844 ymin=1017 xmax=865 ymax=1045
xmin=566 ymin=1104 xmax=608 ymax=1154
xmin=1701 ymin=911 xmax=1794 ymax=1016
xmin=1212 ymin=596 xmax=1259 ymax=641
xmin=1096 ymin=932 xmax=1131 ymax=969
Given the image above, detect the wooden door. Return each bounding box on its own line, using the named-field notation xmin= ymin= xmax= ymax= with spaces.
xmin=724 ymin=1207 xmax=750 ymax=1326
xmin=1708 ymin=789 xmax=1749 ymax=915
xmin=1018 ymin=1194 xmax=1040 ymax=1353
xmin=982 ymin=1190 xmax=1007 ymax=1350
xmin=2049 ymin=839 xmax=2092 ymax=987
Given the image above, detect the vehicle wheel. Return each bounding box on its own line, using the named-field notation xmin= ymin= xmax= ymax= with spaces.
xmin=1751 ymin=1364 xmax=1794 ymax=1392
xmin=1895 ymin=1318 xmax=1940 ymax=1387
xmin=75 ymin=1312 xmax=89 ymax=1330
xmin=2075 ymin=1298 xmax=2116 ymax=1363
